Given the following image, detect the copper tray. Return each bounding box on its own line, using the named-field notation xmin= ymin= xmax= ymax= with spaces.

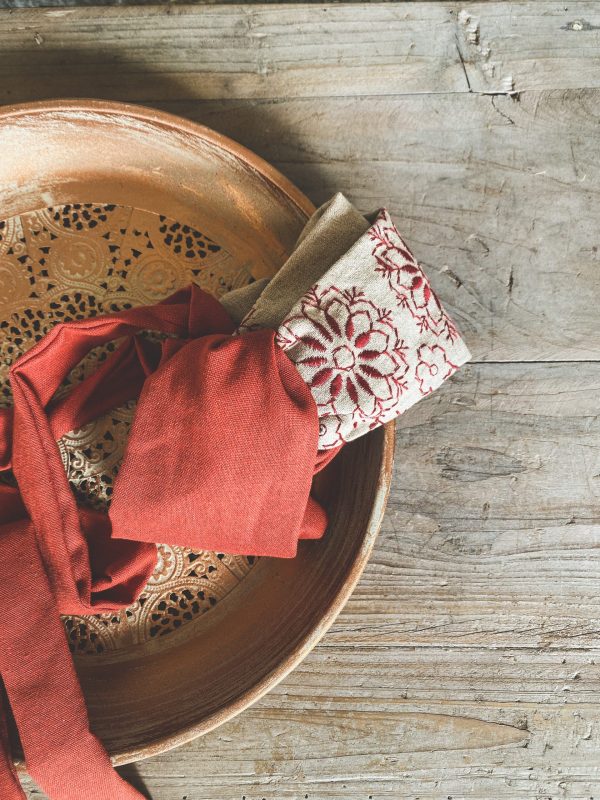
xmin=0 ymin=99 xmax=395 ymax=764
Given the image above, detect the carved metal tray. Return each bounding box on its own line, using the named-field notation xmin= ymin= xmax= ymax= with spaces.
xmin=0 ymin=100 xmax=394 ymax=764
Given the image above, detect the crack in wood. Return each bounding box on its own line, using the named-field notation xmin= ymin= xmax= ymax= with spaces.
xmin=455 ymin=34 xmax=472 ymax=93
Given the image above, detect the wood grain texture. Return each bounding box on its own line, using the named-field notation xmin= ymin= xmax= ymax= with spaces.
xmin=2 ymin=3 xmax=600 ymax=99
xmin=0 ymin=3 xmax=466 ymax=98
xmin=6 ymin=1 xmax=600 ymax=798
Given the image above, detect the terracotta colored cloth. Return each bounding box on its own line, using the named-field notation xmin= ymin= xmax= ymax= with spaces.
xmin=0 ymin=285 xmax=336 ymax=799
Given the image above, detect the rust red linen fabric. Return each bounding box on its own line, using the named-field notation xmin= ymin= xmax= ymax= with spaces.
xmin=0 ymin=284 xmax=336 ymax=799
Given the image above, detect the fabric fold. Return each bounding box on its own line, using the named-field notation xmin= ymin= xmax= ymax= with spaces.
xmin=108 ymin=327 xmax=323 ymax=558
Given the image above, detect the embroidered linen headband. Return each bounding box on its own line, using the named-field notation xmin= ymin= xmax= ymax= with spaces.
xmin=0 ymin=192 xmax=470 ymax=799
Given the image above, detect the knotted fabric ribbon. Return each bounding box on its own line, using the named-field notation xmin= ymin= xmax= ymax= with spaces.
xmin=0 ymin=192 xmax=470 ymax=798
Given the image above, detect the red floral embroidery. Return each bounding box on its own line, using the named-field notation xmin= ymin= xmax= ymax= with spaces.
xmin=368 ymin=210 xmax=459 ymax=342
xmin=317 ymin=415 xmax=346 ymax=450
xmin=276 ymin=286 xmax=409 ymax=446
xmin=415 ymin=344 xmax=459 ymax=395
xmin=245 ymin=201 xmax=471 ymax=449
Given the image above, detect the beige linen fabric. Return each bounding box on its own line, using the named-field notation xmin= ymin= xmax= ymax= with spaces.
xmin=220 ymin=192 xmax=370 ymax=326
xmin=220 ymin=192 xmax=471 ymax=449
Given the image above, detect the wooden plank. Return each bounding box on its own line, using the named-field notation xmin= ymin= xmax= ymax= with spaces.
xmin=109 ymin=698 xmax=599 ymax=799
xmin=456 ymin=3 xmax=600 ymax=94
xmin=21 ymin=362 xmax=600 ymax=798
xmin=2 ymin=3 xmax=600 ymax=100
xmin=108 ymin=696 xmax=600 ymax=798
xmin=150 ymin=89 xmax=600 ymax=363
xmin=0 ymin=4 xmax=465 ymax=100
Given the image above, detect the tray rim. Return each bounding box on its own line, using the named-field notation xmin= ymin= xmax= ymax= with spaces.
xmin=0 ymin=97 xmax=314 ymax=221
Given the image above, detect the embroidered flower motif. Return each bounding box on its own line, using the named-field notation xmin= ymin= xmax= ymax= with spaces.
xmin=269 ymin=204 xmax=471 ymax=449
xmin=276 ymin=286 xmax=409 ymax=445
xmin=317 ymin=415 xmax=346 ymax=450
xmin=368 ymin=211 xmax=459 ymax=342
xmin=415 ymin=344 xmax=458 ymax=395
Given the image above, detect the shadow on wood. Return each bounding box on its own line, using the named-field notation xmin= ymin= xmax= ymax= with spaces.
xmin=116 ymin=763 xmax=153 ymax=799
xmin=0 ymin=44 xmax=328 ymax=202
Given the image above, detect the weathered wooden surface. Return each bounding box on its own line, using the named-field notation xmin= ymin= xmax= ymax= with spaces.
xmin=7 ymin=2 xmax=600 ymax=798
xmin=2 ymin=3 xmax=600 ymax=99
xmin=179 ymin=361 xmax=600 ymax=797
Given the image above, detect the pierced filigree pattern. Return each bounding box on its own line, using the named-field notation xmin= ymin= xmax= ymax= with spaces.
xmin=0 ymin=203 xmax=259 ymax=656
